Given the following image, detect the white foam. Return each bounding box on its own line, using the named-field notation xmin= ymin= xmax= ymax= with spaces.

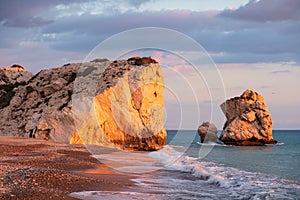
xmin=92 ymin=145 xmax=187 ymax=173
xmin=139 ymin=145 xmax=300 ymax=199
xmin=196 ymin=141 xmax=227 ymax=146
xmin=86 ymin=145 xmax=299 ymax=199
xmin=148 ymin=145 xmax=184 ymax=166
xmin=266 ymin=142 xmax=284 ymax=146
xmin=70 ymin=191 xmax=159 ymax=200
xmin=93 ymin=151 xmax=163 ymax=173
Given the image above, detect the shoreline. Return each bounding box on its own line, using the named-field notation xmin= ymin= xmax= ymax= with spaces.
xmin=0 ymin=136 xmax=135 ymax=200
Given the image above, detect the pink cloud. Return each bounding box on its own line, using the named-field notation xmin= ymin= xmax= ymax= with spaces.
xmin=217 ymin=63 xmax=257 ymax=70
xmin=173 ymin=65 xmax=195 ymax=75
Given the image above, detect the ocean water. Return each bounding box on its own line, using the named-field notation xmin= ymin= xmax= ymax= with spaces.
xmin=70 ymin=130 xmax=300 ymax=200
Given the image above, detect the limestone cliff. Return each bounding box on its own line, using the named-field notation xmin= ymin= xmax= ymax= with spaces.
xmin=0 ymin=58 xmax=166 ymax=151
xmin=72 ymin=58 xmax=166 ymax=151
xmin=219 ymin=89 xmax=277 ymax=145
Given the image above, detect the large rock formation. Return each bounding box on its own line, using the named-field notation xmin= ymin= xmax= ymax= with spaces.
xmin=0 ymin=63 xmax=79 ymax=141
xmin=0 ymin=58 xmax=167 ymax=151
xmin=72 ymin=58 xmax=166 ymax=151
xmin=197 ymin=122 xmax=219 ymax=143
xmin=219 ymin=89 xmax=276 ymax=146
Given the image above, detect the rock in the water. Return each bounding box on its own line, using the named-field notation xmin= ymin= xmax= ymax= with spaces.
xmin=219 ymin=89 xmax=276 ymax=146
xmin=197 ymin=122 xmax=219 ymax=143
xmin=0 ymin=58 xmax=167 ymax=151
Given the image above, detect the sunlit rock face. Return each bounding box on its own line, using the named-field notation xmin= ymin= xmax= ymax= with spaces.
xmin=0 ymin=58 xmax=166 ymax=151
xmin=219 ymin=89 xmax=277 ymax=146
xmin=72 ymin=58 xmax=167 ymax=151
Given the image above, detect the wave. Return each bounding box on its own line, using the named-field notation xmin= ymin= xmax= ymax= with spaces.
xmin=266 ymin=142 xmax=284 ymax=146
xmin=144 ymin=145 xmax=300 ymax=199
xmin=196 ymin=141 xmax=227 ymax=146
xmin=72 ymin=145 xmax=299 ymax=199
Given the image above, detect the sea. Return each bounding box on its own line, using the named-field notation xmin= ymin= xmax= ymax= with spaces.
xmin=70 ymin=130 xmax=300 ymax=200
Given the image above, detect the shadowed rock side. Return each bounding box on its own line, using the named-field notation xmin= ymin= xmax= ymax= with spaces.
xmin=0 ymin=65 xmax=33 ymax=110
xmin=72 ymin=58 xmax=167 ymax=151
xmin=197 ymin=122 xmax=223 ymax=144
xmin=0 ymin=63 xmax=83 ymax=140
xmin=219 ymin=89 xmax=277 ymax=146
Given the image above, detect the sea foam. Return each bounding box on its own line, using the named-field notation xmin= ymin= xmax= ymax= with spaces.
xmin=72 ymin=145 xmax=300 ymax=199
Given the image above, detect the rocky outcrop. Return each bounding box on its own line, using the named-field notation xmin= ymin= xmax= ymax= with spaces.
xmin=219 ymin=89 xmax=276 ymax=146
xmin=0 ymin=63 xmax=80 ymax=141
xmin=0 ymin=65 xmax=33 ymax=109
xmin=127 ymin=56 xmax=158 ymax=65
xmin=72 ymin=58 xmax=167 ymax=151
xmin=197 ymin=122 xmax=220 ymax=143
xmin=0 ymin=58 xmax=167 ymax=151
xmin=0 ymin=64 xmax=33 ymax=84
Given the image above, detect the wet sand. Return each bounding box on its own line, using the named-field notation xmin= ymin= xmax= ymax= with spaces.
xmin=0 ymin=136 xmax=134 ymax=200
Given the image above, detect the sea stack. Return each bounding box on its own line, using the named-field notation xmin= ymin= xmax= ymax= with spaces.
xmin=197 ymin=122 xmax=219 ymax=143
xmin=219 ymin=89 xmax=277 ymax=146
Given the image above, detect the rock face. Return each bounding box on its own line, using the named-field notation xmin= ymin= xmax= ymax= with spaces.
xmin=0 ymin=63 xmax=79 ymax=141
xmin=219 ymin=89 xmax=276 ymax=146
xmin=72 ymin=58 xmax=167 ymax=151
xmin=197 ymin=122 xmax=219 ymax=143
xmin=0 ymin=58 xmax=167 ymax=151
xmin=0 ymin=65 xmax=33 ymax=112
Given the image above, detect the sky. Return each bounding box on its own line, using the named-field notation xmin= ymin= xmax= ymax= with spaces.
xmin=0 ymin=0 xmax=299 ymax=129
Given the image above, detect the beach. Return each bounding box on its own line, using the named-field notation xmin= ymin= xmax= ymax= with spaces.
xmin=0 ymin=131 xmax=299 ymax=199
xmin=0 ymin=136 xmax=133 ymax=200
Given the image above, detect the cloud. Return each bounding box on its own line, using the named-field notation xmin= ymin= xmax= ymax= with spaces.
xmin=0 ymin=41 xmax=85 ymax=72
xmin=3 ymin=16 xmax=53 ymax=28
xmin=40 ymin=9 xmax=299 ymax=64
xmin=126 ymin=0 xmax=153 ymax=8
xmin=271 ymin=70 xmax=291 ymax=74
xmin=0 ymin=0 xmax=299 ymax=68
xmin=0 ymin=0 xmax=88 ymax=28
xmin=0 ymin=0 xmax=51 ymax=28
xmin=43 ymin=10 xmax=219 ymax=35
xmin=173 ymin=65 xmax=195 ymax=75
xmin=220 ymin=0 xmax=300 ymax=22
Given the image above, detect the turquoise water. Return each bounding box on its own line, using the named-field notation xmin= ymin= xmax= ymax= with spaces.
xmin=168 ymin=130 xmax=300 ymax=182
xmin=72 ymin=130 xmax=300 ymax=199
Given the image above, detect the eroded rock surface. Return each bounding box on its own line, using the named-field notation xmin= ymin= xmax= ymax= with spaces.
xmin=197 ymin=122 xmax=219 ymax=143
xmin=72 ymin=58 xmax=167 ymax=151
xmin=0 ymin=58 xmax=167 ymax=151
xmin=0 ymin=65 xmax=33 ymax=109
xmin=0 ymin=63 xmax=81 ymax=141
xmin=219 ymin=89 xmax=276 ymax=145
